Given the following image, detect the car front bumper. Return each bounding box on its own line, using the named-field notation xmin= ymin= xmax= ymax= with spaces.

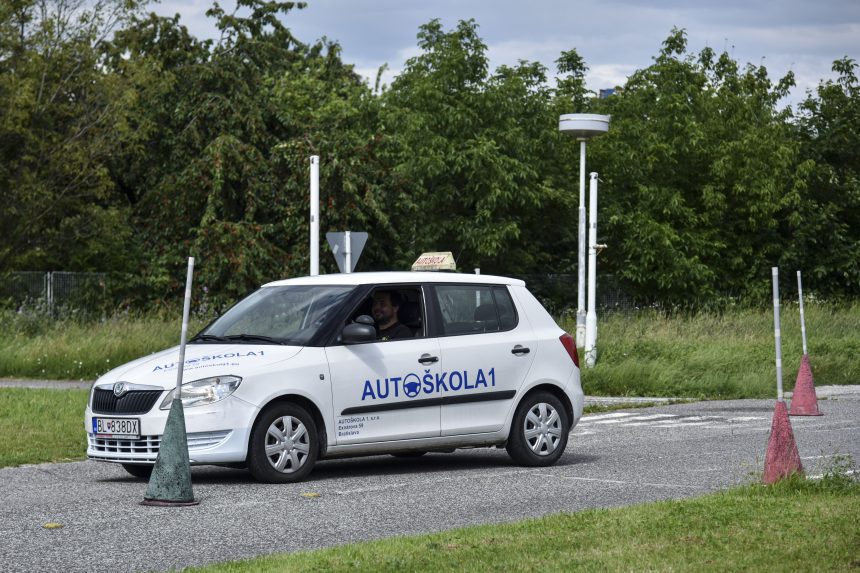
xmin=85 ymin=394 xmax=258 ymax=465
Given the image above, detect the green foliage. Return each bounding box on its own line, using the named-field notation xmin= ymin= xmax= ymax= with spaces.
xmin=0 ymin=0 xmax=145 ymax=274
xmin=587 ymin=28 xmax=805 ymax=302
xmin=381 ymin=19 xmax=565 ymax=273
xmin=2 ymin=10 xmax=859 ymax=306
xmin=791 ymin=58 xmax=860 ymax=296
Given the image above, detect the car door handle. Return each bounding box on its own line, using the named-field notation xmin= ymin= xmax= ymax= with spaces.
xmin=511 ymin=345 xmax=530 ymax=356
xmin=418 ymin=354 xmax=439 ymax=364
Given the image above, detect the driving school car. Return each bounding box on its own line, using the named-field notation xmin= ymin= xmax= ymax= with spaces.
xmin=86 ymin=272 xmax=583 ymax=483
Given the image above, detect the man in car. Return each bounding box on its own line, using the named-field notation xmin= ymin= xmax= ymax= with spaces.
xmin=372 ymin=290 xmax=413 ymax=341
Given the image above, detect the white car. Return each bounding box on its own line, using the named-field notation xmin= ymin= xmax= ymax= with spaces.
xmin=86 ymin=272 xmax=583 ymax=482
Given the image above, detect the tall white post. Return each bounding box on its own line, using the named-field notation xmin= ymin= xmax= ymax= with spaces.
xmin=176 ymin=257 xmax=195 ymax=398
xmin=585 ymin=172 xmax=599 ymax=368
xmin=559 ymin=114 xmax=610 ymax=344
xmin=576 ymin=139 xmax=587 ymax=348
xmin=797 ymin=271 xmax=808 ymax=355
xmin=772 ymin=267 xmax=783 ymax=402
xmin=344 ymin=230 xmax=352 ymax=274
xmin=310 ymin=156 xmax=320 ymax=276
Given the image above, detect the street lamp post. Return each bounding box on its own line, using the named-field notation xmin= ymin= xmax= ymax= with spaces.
xmin=558 ymin=114 xmax=609 ymax=348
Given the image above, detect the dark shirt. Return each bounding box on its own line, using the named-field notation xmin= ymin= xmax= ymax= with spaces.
xmin=377 ymin=321 xmax=413 ymax=341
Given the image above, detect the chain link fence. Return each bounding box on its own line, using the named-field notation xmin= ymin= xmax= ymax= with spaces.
xmin=1 ymin=271 xmax=108 ymax=316
xmin=514 ymin=273 xmax=639 ymax=317
xmin=2 ymin=271 xmax=646 ymax=319
xmin=9 ymin=270 xmax=752 ymax=320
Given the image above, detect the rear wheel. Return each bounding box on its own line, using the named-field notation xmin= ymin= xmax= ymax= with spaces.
xmin=121 ymin=464 xmax=153 ymax=479
xmin=248 ymin=403 xmax=318 ymax=483
xmin=506 ymin=391 xmax=569 ymax=467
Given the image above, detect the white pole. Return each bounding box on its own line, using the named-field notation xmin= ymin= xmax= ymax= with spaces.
xmin=797 ymin=271 xmax=808 ymax=355
xmin=310 ymin=156 xmax=320 ymax=276
xmin=176 ymin=257 xmax=195 ymax=398
xmin=772 ymin=267 xmax=783 ymax=402
xmin=585 ymin=172 xmax=599 ymax=368
xmin=576 ymin=139 xmax=587 ymax=348
xmin=344 ymin=230 xmax=352 ymax=274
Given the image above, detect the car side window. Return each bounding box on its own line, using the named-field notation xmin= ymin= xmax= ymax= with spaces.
xmin=493 ymin=286 xmax=519 ymax=330
xmin=347 ymin=286 xmax=425 ymax=340
xmin=435 ymin=284 xmax=515 ymax=336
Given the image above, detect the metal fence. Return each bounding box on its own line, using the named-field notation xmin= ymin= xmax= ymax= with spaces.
xmin=514 ymin=273 xmax=638 ymax=317
xmin=1 ymin=271 xmax=108 ymax=316
xmin=2 ymin=270 xmax=642 ymax=318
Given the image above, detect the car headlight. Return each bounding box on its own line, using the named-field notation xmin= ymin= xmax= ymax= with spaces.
xmin=160 ymin=375 xmax=242 ymax=409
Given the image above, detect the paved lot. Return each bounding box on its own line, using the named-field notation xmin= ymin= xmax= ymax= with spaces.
xmin=0 ymin=387 xmax=857 ymax=573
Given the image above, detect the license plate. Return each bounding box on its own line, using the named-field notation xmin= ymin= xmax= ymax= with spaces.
xmin=92 ymin=417 xmax=140 ymax=439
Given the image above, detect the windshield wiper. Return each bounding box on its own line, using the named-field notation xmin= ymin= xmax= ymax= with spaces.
xmin=224 ymin=334 xmax=289 ymax=345
xmin=190 ymin=334 xmax=231 ymax=343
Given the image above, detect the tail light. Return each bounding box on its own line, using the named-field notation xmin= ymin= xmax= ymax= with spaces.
xmin=559 ymin=333 xmax=579 ymax=368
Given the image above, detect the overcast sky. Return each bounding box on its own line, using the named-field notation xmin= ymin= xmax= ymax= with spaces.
xmin=153 ymin=0 xmax=859 ymax=108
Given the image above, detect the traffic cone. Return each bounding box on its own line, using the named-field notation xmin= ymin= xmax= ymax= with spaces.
xmin=763 ymin=401 xmax=803 ymax=484
xmin=141 ymin=399 xmax=198 ymax=506
xmin=789 ymin=354 xmax=821 ymax=416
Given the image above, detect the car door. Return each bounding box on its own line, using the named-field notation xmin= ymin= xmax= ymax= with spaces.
xmin=430 ymin=284 xmax=537 ymax=436
xmin=325 ymin=286 xmax=442 ymax=445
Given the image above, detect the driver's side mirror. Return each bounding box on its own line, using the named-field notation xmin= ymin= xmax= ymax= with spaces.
xmin=342 ymin=315 xmax=376 ymax=344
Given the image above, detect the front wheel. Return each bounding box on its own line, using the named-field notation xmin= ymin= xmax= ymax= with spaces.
xmin=248 ymin=403 xmax=319 ymax=483
xmin=506 ymin=391 xmax=569 ymax=467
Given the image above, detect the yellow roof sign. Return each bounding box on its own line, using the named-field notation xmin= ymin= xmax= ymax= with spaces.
xmin=411 ymin=252 xmax=456 ymax=272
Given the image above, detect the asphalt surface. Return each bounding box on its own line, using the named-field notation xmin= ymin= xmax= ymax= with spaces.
xmin=1 ymin=386 xmax=858 ymax=573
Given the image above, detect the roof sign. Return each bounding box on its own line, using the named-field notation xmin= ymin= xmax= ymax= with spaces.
xmin=411 ymin=252 xmax=456 ymax=272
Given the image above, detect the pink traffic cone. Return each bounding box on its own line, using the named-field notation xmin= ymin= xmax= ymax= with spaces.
xmin=763 ymin=401 xmax=803 ymax=484
xmin=789 ymin=354 xmax=821 ymax=416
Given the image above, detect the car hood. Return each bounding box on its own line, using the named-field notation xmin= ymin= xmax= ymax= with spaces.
xmin=94 ymin=344 xmax=303 ymax=390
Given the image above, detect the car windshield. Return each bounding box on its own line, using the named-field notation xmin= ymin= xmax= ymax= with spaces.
xmin=195 ymin=285 xmax=355 ymax=345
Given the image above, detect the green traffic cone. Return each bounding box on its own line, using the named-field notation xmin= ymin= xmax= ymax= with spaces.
xmin=141 ymin=399 xmax=198 ymax=506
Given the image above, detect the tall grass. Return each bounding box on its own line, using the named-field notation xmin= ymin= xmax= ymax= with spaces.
xmin=1 ymin=303 xmax=857 ymax=399
xmin=0 ymin=309 xmax=207 ymax=380
xmin=566 ymin=302 xmax=860 ymax=398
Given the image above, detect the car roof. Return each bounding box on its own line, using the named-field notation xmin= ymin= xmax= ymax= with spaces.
xmin=262 ymin=271 xmax=526 ymax=288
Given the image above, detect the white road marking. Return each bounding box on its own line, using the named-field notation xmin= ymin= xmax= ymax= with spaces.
xmin=537 ymin=473 xmax=703 ymax=489
xmin=580 ymin=412 xmax=635 ymax=422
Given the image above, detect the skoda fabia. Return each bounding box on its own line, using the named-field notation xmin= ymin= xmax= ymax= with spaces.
xmin=85 ymin=272 xmax=583 ymax=482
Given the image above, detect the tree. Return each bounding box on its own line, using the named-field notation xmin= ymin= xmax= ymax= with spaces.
xmin=787 ymin=58 xmax=860 ymax=297
xmin=584 ymin=28 xmax=805 ymax=303
xmin=381 ymin=19 xmax=562 ymax=273
xmin=0 ymin=0 xmax=145 ymax=273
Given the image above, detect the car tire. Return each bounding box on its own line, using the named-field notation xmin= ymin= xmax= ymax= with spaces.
xmin=506 ymin=391 xmax=569 ymax=467
xmin=121 ymin=463 xmax=153 ymax=479
xmin=248 ymin=402 xmax=319 ymax=483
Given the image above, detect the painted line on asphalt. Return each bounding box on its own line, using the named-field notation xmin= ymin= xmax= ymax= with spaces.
xmin=536 ymin=473 xmax=704 ymax=489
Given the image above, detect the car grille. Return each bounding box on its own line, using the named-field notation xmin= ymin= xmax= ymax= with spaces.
xmin=87 ymin=430 xmax=233 ymax=463
xmin=92 ymin=388 xmax=163 ymax=414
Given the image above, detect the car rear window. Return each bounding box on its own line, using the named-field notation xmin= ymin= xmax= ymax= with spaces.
xmin=433 ymin=284 xmax=518 ymax=336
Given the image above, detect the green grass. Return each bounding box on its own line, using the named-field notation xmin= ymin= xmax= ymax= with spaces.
xmin=568 ymin=303 xmax=860 ymax=399
xmin=0 ymin=310 xmax=206 ymax=380
xmin=0 ymin=303 xmax=857 ymax=399
xmin=0 ymin=388 xmax=89 ymax=467
xmin=186 ymin=471 xmax=859 ymax=572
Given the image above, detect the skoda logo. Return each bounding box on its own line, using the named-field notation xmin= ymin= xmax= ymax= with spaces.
xmin=403 ymin=373 xmax=421 ymax=398
xmin=113 ymin=382 xmax=128 ymax=398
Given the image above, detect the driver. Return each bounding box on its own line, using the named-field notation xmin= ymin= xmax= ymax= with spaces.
xmin=371 ymin=290 xmax=413 ymax=341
